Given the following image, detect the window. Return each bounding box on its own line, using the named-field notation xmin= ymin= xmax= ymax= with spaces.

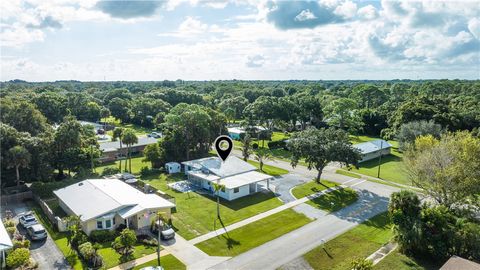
xmin=113 ymin=218 xmax=116 ymax=225
xmin=233 ymin=187 xmax=239 ymax=193
xmin=105 ymin=220 xmax=112 ymax=229
xmin=96 ymin=221 xmax=103 ymax=229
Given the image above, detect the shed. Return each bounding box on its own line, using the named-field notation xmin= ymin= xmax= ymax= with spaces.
xmin=353 ymin=139 xmax=392 ymax=162
xmin=165 ymin=162 xmax=181 ymax=174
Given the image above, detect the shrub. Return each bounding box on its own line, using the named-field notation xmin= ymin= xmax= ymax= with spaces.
xmin=101 ymin=167 xmax=120 ymax=176
xmin=140 ymin=166 xmax=161 ymax=177
xmin=112 ymin=229 xmax=136 ymax=255
xmin=351 ymin=258 xmax=373 ymax=270
xmin=6 ymin=226 xmax=16 ymax=237
xmin=71 ymin=231 xmax=89 ymax=250
xmin=252 ymin=143 xmax=259 ymax=149
xmin=3 ymin=219 xmax=15 ymax=228
xmin=137 ymin=235 xmax=158 ymax=247
xmin=79 ymin=242 xmax=103 ymax=268
xmin=6 ymin=248 xmax=30 ymax=269
xmin=90 ymin=230 xmax=117 ymax=243
xmin=13 ymin=239 xmax=31 ymax=249
xmin=267 ymin=140 xmax=287 ymax=149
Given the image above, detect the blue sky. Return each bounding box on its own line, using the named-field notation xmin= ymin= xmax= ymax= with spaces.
xmin=1 ymin=0 xmax=479 ymax=81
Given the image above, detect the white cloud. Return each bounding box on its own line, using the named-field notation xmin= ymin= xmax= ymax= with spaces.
xmin=357 ymin=5 xmax=377 ymax=20
xmin=295 ymin=9 xmax=317 ymax=22
xmin=468 ymin=18 xmax=480 ymax=40
xmin=334 ymin=0 xmax=357 ymax=19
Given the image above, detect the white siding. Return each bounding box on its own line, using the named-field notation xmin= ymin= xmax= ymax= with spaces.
xmin=226 ymin=185 xmax=250 ymax=200
xmin=360 ymin=148 xmax=391 ymax=162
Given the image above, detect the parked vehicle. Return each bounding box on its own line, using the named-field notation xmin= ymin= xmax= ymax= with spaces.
xmin=27 ymin=224 xmax=47 ymax=240
xmin=18 ymin=213 xmax=38 ymax=228
xmin=151 ymin=221 xmax=175 ymax=240
xmin=147 ymin=132 xmax=162 ymax=138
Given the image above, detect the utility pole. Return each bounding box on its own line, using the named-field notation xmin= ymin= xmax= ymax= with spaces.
xmin=377 ymin=140 xmax=383 ymax=178
xmin=157 ymin=214 xmax=162 ymax=268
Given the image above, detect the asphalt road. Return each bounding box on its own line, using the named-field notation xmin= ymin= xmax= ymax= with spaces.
xmin=7 ymin=203 xmax=70 ymax=270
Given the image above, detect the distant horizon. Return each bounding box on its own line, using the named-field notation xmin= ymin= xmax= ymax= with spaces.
xmin=1 ymin=0 xmax=479 ymax=81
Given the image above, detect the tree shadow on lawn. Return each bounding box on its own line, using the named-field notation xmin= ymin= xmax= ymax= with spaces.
xmin=330 ymin=190 xmax=390 ymax=226
xmin=356 ymin=154 xmax=402 ymax=170
xmin=209 ymin=191 xmax=279 ymax=211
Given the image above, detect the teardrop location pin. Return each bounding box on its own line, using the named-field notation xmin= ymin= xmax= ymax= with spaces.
xmin=214 ymin=135 xmax=233 ymax=162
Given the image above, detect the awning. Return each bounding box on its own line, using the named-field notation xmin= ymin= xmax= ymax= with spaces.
xmin=218 ymin=171 xmax=274 ymax=189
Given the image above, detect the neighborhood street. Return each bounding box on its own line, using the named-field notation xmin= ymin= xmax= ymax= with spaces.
xmin=201 ymin=151 xmax=401 ymax=270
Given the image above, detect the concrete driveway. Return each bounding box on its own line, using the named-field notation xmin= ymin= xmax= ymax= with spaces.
xmin=270 ymin=173 xmax=311 ymax=203
xmin=4 ymin=202 xmax=70 ymax=270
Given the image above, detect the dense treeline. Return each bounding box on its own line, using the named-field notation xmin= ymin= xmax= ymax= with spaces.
xmin=0 ymin=79 xmax=479 ymax=186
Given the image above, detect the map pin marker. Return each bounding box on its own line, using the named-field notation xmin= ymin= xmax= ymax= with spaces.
xmin=214 ymin=135 xmax=233 ymax=162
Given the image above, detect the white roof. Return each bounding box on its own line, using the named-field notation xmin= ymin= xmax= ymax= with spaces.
xmin=0 ymin=218 xmax=13 ymax=252
xmin=182 ymin=156 xmax=256 ymax=177
xmin=227 ymin=127 xmax=244 ymax=134
xmin=165 ymin=162 xmax=180 ymax=166
xmin=219 ymin=171 xmax=273 ymax=189
xmin=99 ymin=136 xmax=157 ymax=152
xmin=354 ymin=139 xmax=392 ymax=154
xmin=54 ymin=179 xmax=175 ymax=222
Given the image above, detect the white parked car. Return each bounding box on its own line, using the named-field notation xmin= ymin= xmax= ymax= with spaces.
xmin=148 ymin=132 xmax=162 ymax=138
xmin=19 ymin=213 xmax=38 ymax=228
xmin=27 ymin=224 xmax=47 ymax=241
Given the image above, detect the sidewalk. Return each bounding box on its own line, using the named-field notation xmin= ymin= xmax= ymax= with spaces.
xmin=188 ymin=179 xmax=361 ymax=245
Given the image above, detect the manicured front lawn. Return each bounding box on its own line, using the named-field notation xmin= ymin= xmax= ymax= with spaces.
xmin=195 ymin=209 xmax=311 ymax=257
xmin=303 ymin=212 xmax=393 ymax=270
xmin=247 ymin=160 xmax=289 ymax=176
xmin=291 ymin=180 xmax=338 ymax=199
xmin=132 ymin=254 xmax=186 ymax=270
xmin=348 ymin=136 xmax=409 ymax=185
xmin=373 ymin=249 xmax=441 ymax=270
xmin=97 ymin=243 xmax=156 ymax=269
xmin=142 ymin=173 xmax=284 ymax=240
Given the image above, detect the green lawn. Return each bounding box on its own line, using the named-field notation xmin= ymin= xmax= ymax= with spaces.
xmin=303 ymin=212 xmax=393 ymax=270
xmin=132 ymin=254 xmax=186 ymax=270
xmin=104 ymin=116 xmax=154 ymax=136
xmin=335 ymin=169 xmax=412 ymax=190
xmin=349 ymin=136 xmax=410 ymax=185
xmin=97 ymin=155 xmax=150 ymax=175
xmin=291 ymin=180 xmax=338 ymax=199
xmin=291 ymin=180 xmax=358 ymax=212
xmin=335 ymin=170 xmax=362 ymax=179
xmin=142 ymin=173 xmax=284 ymax=240
xmin=195 ymin=209 xmax=311 ymax=257
xmin=97 ymin=243 xmax=156 ymax=269
xmin=247 ymin=160 xmax=289 ymax=176
xmin=373 ymin=250 xmax=441 ymax=270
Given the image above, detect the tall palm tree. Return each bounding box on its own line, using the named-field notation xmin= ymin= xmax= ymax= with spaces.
xmin=121 ymin=129 xmax=138 ymax=173
xmin=254 ymin=150 xmax=272 ymax=172
xmin=212 ymin=181 xmax=225 ymax=219
xmin=112 ymin=127 xmax=124 ymax=171
xmin=7 ymin=146 xmax=31 ymax=187
xmin=241 ymin=134 xmax=252 ymax=161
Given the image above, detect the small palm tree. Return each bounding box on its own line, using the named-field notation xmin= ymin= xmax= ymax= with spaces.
xmin=241 ymin=134 xmax=252 ymax=161
xmin=7 ymin=146 xmax=31 ymax=187
xmin=112 ymin=127 xmax=125 ymax=171
xmin=121 ymin=129 xmax=138 ymax=173
xmin=212 ymin=181 xmax=225 ymax=219
xmin=254 ymin=150 xmax=272 ymax=172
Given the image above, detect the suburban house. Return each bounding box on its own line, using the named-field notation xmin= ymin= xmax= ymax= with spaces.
xmin=181 ymin=156 xmax=274 ymax=201
xmin=353 ymin=139 xmax=392 ymax=162
xmin=0 ymin=219 xmax=13 ymax=268
xmin=99 ymin=136 xmax=157 ymax=162
xmin=227 ymin=126 xmax=268 ymax=140
xmin=53 ymin=179 xmax=175 ymax=235
xmin=440 ymin=255 xmax=480 ymax=270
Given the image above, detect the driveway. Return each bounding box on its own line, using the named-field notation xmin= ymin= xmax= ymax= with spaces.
xmin=271 ymin=173 xmax=311 ymax=202
xmin=4 ymin=202 xmax=70 ymax=270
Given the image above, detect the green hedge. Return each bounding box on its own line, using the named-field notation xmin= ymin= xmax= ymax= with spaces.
xmin=30 ymin=179 xmax=82 ymax=199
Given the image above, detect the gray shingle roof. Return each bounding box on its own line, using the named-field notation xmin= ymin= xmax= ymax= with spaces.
xmin=353 ymin=139 xmax=392 ymax=154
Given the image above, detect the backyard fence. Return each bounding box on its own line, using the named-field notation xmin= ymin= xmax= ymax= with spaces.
xmin=33 ymin=195 xmax=67 ymax=232
xmin=0 ymin=191 xmax=33 ymax=205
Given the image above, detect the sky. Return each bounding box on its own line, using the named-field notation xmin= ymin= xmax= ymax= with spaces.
xmin=0 ymin=0 xmax=479 ymax=81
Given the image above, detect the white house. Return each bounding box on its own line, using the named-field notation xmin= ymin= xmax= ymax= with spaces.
xmin=353 ymin=139 xmax=392 ymax=162
xmin=165 ymin=162 xmax=181 ymax=174
xmin=0 ymin=219 xmax=13 ymax=269
xmin=181 ymin=156 xmax=274 ymax=201
xmin=53 ymin=179 xmax=175 ymax=235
